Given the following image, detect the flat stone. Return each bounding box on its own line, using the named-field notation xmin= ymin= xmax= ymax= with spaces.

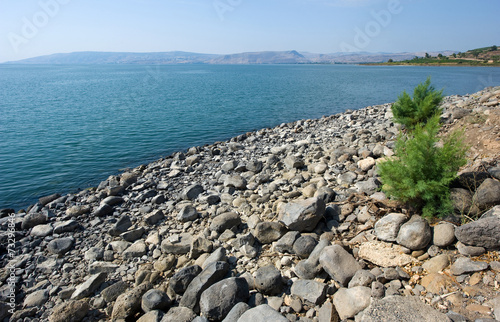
xmin=457 ymin=241 xmax=486 ymax=256
xmin=224 ymin=175 xmax=247 ymax=190
xmin=396 ymin=215 xmax=432 ymax=250
xmin=122 ymin=240 xmax=147 ymax=259
xmin=144 ymin=210 xmax=165 ymax=225
xmin=455 ymin=217 xmax=500 ymax=249
xmin=102 ymin=281 xmax=129 ymax=303
xmin=358 ymin=295 xmax=451 ymax=322
xmin=319 ymin=245 xmax=360 ymax=286
xmin=199 ymin=277 xmax=250 ymax=321
xmin=182 ymin=184 xmax=204 ymax=200
xmin=39 ymin=193 xmax=60 ymax=206
xmin=161 ymin=233 xmax=192 ymax=254
xmin=101 ymin=195 xmax=124 ymax=206
xmin=421 ymin=273 xmax=453 ymax=294
xmin=332 ymin=286 xmax=371 ymax=320
xmin=30 ymin=224 xmax=53 ymax=237
xmin=284 ymin=155 xmax=304 ymax=169
xmin=89 ymin=261 xmax=119 ymax=274
xmin=47 ymin=237 xmax=74 ymax=255
xmin=109 ymin=215 xmax=132 ymax=236
xmin=278 ymin=197 xmax=325 ymax=232
xmin=66 ymin=205 xmax=91 ymax=217
xmin=22 ymin=212 xmax=48 ymax=230
xmin=190 ymin=235 xmax=213 ymax=259
xmin=374 ymin=213 xmax=408 ymax=242
xmin=71 ymin=272 xmax=107 ymax=300
xmin=290 ymin=279 xmax=327 ymax=305
xmin=358 ymin=241 xmax=417 ymax=267
xmin=237 ymin=304 xmax=288 ymax=322
xmin=451 ymin=257 xmax=488 ymax=275
xmin=23 ymin=289 xmax=48 ymax=307
xmin=110 ymin=240 xmax=131 ymax=254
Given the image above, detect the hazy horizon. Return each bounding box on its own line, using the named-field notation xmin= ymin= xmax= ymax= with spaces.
xmin=1 ymin=0 xmax=499 ymax=63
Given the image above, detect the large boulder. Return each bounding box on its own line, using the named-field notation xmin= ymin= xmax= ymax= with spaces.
xmin=290 ymin=279 xmax=327 ymax=305
xmin=473 ymin=178 xmax=500 ymax=209
xmin=455 ymin=217 xmax=500 ymax=249
xmin=254 ymin=265 xmax=283 ymax=295
xmin=199 ymin=277 xmax=250 ymax=321
xmin=278 ymin=197 xmax=325 ymax=232
xmin=374 ymin=213 xmax=408 ymax=242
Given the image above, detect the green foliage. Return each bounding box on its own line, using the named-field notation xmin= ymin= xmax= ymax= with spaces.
xmin=378 ymin=115 xmax=468 ymax=217
xmin=391 ymin=77 xmax=444 ymax=129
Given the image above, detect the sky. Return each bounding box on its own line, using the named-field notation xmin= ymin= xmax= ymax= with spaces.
xmin=0 ymin=0 xmax=499 ymax=63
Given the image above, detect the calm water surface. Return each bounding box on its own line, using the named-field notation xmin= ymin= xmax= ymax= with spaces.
xmin=1 ymin=64 xmax=499 ymax=209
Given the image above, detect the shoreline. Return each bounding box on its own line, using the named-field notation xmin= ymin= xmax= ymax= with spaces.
xmin=0 ymin=86 xmax=499 ymax=321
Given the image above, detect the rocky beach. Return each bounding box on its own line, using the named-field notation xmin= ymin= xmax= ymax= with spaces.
xmin=1 ymin=86 xmax=500 ymax=322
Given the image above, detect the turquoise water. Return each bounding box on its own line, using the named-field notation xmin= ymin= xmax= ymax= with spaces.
xmin=1 ymin=64 xmax=499 ymax=209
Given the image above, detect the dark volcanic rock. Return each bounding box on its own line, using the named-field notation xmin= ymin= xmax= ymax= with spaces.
xmin=455 ymin=217 xmax=500 ymax=249
xmin=199 ymin=277 xmax=250 ymax=321
xmin=278 ymin=197 xmax=326 ymax=232
xmin=169 ymin=265 xmax=202 ymax=294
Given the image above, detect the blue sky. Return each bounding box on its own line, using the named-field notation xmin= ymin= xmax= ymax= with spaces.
xmin=0 ymin=0 xmax=499 ymax=63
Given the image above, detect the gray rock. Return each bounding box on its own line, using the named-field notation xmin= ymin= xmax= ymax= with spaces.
xmin=319 ymin=245 xmax=360 ymax=286
xmin=53 ymin=220 xmax=80 ymax=233
xmin=202 ymin=247 xmax=227 ymax=269
xmin=450 ymin=188 xmax=479 ymax=216
xmin=161 ymin=233 xmax=192 ymax=254
xmin=278 ymin=197 xmax=325 ymax=232
xmin=456 ymin=241 xmax=486 ymax=256
xmin=254 ymin=265 xmax=283 ymax=295
xmin=396 ymin=215 xmax=432 ymax=250
xmin=473 ymin=178 xmax=500 ymax=209
xmin=273 ymin=231 xmax=300 ymax=253
xmin=455 ymin=217 xmax=500 ymax=249
xmin=170 ymin=265 xmax=202 ymax=294
xmin=210 ymin=212 xmax=241 ymax=233
xmin=314 ymin=186 xmax=336 ymax=203
xmin=30 ymin=224 xmax=53 ymax=237
xmin=224 ymin=174 xmax=247 ymax=190
xmin=110 ymin=240 xmax=131 ymax=254
xmin=355 ymin=178 xmax=380 ymax=195
xmin=122 ymin=240 xmax=147 ymax=259
xmin=160 ymin=307 xmax=197 ymax=322
xmin=39 ymin=193 xmax=61 ymax=206
xmin=358 ymin=295 xmax=451 ymax=322
xmin=294 ymin=239 xmax=329 ymax=279
xmin=371 ymin=281 xmax=385 ymax=299
xmin=93 ymin=203 xmax=113 ymax=217
xmin=89 ymin=261 xmax=119 ymax=274
xmin=481 ymin=205 xmax=500 ymax=220
xmin=253 ymin=221 xmax=287 ymax=244
xmin=23 ymin=289 xmax=48 ymax=307
xmin=200 ymin=277 xmax=250 ymax=321
xmin=182 ymin=184 xmax=204 ymax=200
xmin=102 ymin=281 xmax=129 ymax=302
xmin=141 ymin=289 xmax=171 ymax=312
xmin=22 ymin=212 xmax=48 ymax=230
xmin=66 ymin=205 xmax=90 ymax=217
xmin=433 ymin=223 xmax=456 ymax=247
xmin=190 ymin=236 xmax=213 ymax=259
xmin=47 ymin=237 xmax=74 ymax=255
xmin=348 ymin=269 xmax=376 ymax=288
xmin=48 ymin=300 xmax=89 ymax=322
xmin=237 ymin=304 xmax=288 ymax=322
xmin=179 ymin=261 xmax=229 ymax=312
xmin=85 ymin=247 xmax=104 ymax=261
xmin=284 ymin=155 xmax=304 ymax=169
xmin=101 ymin=195 xmax=124 ymax=206
xmin=109 ymin=215 xmax=132 ymax=236
xmin=177 ymin=205 xmax=198 ymax=222
xmin=332 ymin=286 xmax=371 ymax=320
xmin=374 ymin=213 xmax=408 ymax=242
xmin=120 ymin=172 xmax=138 ymax=186
xmin=293 ymin=235 xmax=317 ymax=259
xmin=290 ymin=279 xmax=327 ymax=305
xmin=144 ymin=210 xmax=165 ymax=225
xmin=222 ymin=302 xmax=250 ymax=322
xmin=121 ymin=227 xmax=145 ymax=242
xmin=137 ymin=310 xmax=164 ymax=322
xmin=112 ymin=282 xmax=152 ymax=319
xmin=450 ymin=257 xmax=488 ymax=275
xmin=71 ymin=272 xmax=107 ymax=300
xmin=422 ymin=254 xmax=450 ymax=274
xmin=337 ymin=171 xmax=357 ymax=185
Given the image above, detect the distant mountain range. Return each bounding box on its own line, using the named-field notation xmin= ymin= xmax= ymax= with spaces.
xmin=4 ymin=50 xmax=456 ymax=65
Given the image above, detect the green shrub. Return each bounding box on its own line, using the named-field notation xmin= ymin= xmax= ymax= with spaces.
xmin=378 ymin=114 xmax=468 ymax=218
xmin=391 ymin=77 xmax=444 ymax=129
